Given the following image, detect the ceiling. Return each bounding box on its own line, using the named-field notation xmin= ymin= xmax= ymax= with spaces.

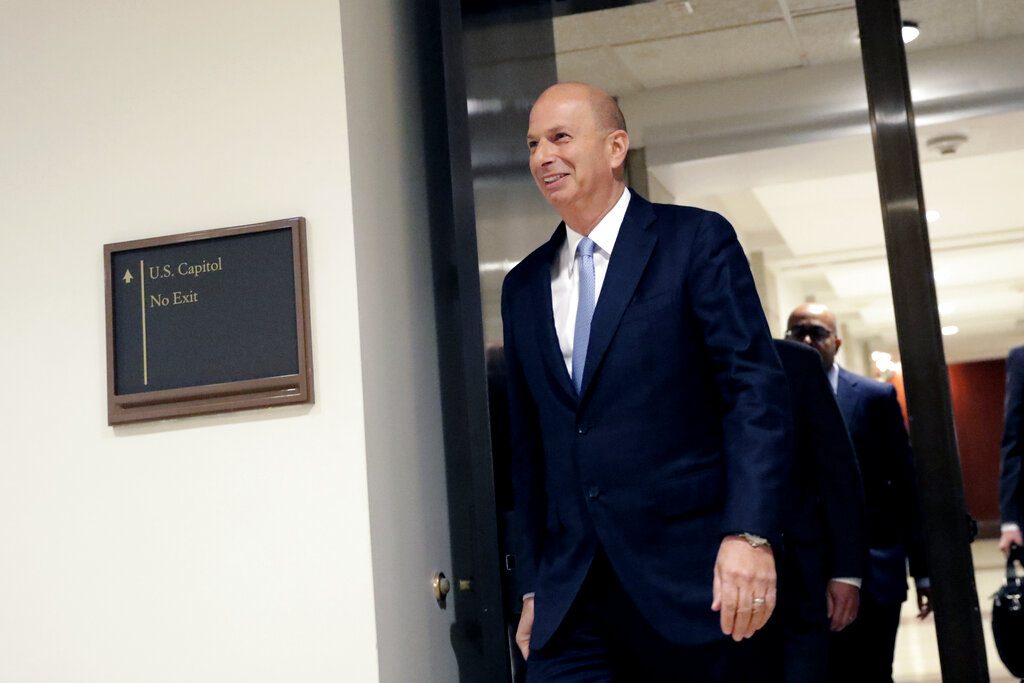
xmin=555 ymin=0 xmax=1024 ymax=95
xmin=551 ymin=0 xmax=1024 ymax=365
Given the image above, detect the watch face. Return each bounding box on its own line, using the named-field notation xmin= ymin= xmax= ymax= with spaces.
xmin=741 ymin=533 xmax=768 ymax=547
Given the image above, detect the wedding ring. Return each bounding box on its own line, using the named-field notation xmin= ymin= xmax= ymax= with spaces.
xmin=752 ymin=597 xmax=767 ymax=607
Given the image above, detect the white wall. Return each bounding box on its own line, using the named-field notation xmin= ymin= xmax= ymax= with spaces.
xmin=0 ymin=2 xmax=381 ymax=681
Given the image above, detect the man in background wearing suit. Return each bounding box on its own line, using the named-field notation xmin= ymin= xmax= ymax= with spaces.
xmin=748 ymin=339 xmax=866 ymax=682
xmin=1000 ymin=345 xmax=1024 ymax=556
xmin=786 ymin=303 xmax=931 ymax=683
xmin=502 ymin=82 xmax=791 ymax=681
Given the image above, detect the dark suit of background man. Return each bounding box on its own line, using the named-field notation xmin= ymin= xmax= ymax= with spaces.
xmin=502 ymin=82 xmax=791 ymax=682
xmin=786 ymin=303 xmax=931 ymax=683
xmin=746 ymin=339 xmax=866 ymax=683
xmin=1000 ymin=345 xmax=1024 ymax=556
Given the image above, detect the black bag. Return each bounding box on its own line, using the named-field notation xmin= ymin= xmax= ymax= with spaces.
xmin=993 ymin=543 xmax=1024 ymax=677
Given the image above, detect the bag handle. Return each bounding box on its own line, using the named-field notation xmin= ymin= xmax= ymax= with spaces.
xmin=1008 ymin=543 xmax=1024 ymax=580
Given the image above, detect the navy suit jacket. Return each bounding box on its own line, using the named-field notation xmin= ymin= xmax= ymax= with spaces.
xmin=834 ymin=367 xmax=926 ymax=604
xmin=1000 ymin=345 xmax=1024 ymax=528
xmin=501 ymin=192 xmax=791 ymax=649
xmin=773 ymin=340 xmax=866 ymax=627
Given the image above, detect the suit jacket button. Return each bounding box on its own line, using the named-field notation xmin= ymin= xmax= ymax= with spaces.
xmin=577 ymin=425 xmax=588 ymax=435
xmin=587 ymin=486 xmax=600 ymax=500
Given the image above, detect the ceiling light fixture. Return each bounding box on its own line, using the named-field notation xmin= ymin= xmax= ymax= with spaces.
xmin=926 ymin=210 xmax=941 ymax=222
xmin=902 ymin=20 xmax=920 ymax=44
xmin=872 ymin=351 xmax=901 ymax=376
xmin=926 ymin=134 xmax=968 ymax=155
xmin=852 ymin=21 xmax=920 ymax=45
xmin=942 ymin=325 xmax=960 ymax=336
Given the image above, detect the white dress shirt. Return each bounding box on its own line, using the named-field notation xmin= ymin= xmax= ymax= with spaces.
xmin=522 ymin=189 xmax=631 ymax=602
xmin=551 ymin=188 xmax=631 ymax=375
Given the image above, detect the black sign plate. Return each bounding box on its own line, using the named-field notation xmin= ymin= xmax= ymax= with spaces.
xmin=104 ymin=218 xmax=312 ymax=424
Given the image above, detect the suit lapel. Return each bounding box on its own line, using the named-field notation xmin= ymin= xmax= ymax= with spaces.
xmin=529 ymin=225 xmax=577 ymax=402
xmin=579 ymin=195 xmax=658 ymax=399
xmin=836 ymin=368 xmax=861 ymax=429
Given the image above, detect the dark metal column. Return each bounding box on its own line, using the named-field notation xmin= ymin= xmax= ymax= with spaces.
xmin=855 ymin=2 xmax=988 ymax=681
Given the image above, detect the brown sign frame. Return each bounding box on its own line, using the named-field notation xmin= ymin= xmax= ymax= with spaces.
xmin=104 ymin=217 xmax=313 ymax=425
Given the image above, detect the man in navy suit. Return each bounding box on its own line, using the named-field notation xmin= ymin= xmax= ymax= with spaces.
xmin=502 ymin=82 xmax=791 ymax=681
xmin=1000 ymin=345 xmax=1024 ymax=556
xmin=786 ymin=303 xmax=930 ymax=683
xmin=747 ymin=339 xmax=866 ymax=682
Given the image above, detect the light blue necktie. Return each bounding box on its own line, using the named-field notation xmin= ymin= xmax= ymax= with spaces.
xmin=572 ymin=237 xmax=596 ymax=394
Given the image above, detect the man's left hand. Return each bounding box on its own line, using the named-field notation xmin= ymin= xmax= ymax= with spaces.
xmin=826 ymin=580 xmax=860 ymax=631
xmin=916 ymin=586 xmax=933 ymax=620
xmin=711 ymin=535 xmax=777 ymax=641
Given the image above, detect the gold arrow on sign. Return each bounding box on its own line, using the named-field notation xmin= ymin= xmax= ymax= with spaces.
xmin=122 ymin=269 xmax=134 ymax=284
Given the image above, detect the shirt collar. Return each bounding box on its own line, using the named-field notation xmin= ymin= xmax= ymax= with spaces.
xmin=565 ymin=188 xmax=630 ymax=276
xmin=827 ymin=363 xmax=840 ymax=395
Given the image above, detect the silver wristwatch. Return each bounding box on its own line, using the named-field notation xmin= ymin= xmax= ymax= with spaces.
xmin=738 ymin=532 xmax=770 ymax=548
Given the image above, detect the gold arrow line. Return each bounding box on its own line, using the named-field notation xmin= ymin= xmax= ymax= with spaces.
xmin=139 ymin=260 xmax=148 ymax=386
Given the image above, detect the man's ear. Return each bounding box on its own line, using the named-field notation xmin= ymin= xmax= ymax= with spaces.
xmin=834 ymin=337 xmax=843 ymax=353
xmin=608 ymin=130 xmax=630 ymax=170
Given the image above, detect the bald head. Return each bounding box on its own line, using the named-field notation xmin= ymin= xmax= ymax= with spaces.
xmin=787 ymin=303 xmax=842 ymax=370
xmin=788 ymin=303 xmax=837 ymax=334
xmin=526 ymin=82 xmax=631 ymax=233
xmin=534 ymin=82 xmax=626 ymax=134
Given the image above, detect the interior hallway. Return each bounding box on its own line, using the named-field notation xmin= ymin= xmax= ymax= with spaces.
xmin=894 ymin=539 xmax=1019 ymax=682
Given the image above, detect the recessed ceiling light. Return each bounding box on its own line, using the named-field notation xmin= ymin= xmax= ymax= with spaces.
xmin=927 ymin=134 xmax=968 ymax=155
xmin=872 ymin=351 xmax=901 ymax=375
xmin=942 ymin=325 xmax=959 ymax=336
xmin=926 ymin=210 xmax=941 ymax=222
xmin=902 ymin=21 xmax=920 ymax=44
xmin=852 ymin=21 xmax=921 ymax=45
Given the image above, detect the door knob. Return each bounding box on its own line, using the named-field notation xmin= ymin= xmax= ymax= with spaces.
xmin=432 ymin=571 xmax=451 ymax=609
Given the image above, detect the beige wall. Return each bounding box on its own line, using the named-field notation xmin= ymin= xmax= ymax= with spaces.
xmin=0 ymin=1 xmax=382 ymax=681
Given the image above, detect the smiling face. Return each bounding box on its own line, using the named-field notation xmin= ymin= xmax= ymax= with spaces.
xmin=526 ymin=84 xmax=628 ymax=232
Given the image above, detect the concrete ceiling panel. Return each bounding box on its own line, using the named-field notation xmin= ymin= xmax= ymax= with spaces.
xmin=553 ymin=0 xmax=783 ymax=54
xmin=979 ymin=0 xmax=1024 ymax=40
xmin=787 ymin=1 xmax=855 ymax=12
xmin=792 ymin=8 xmax=862 ymax=66
xmin=613 ymin=21 xmax=802 ymax=89
xmin=555 ymin=47 xmax=645 ymax=95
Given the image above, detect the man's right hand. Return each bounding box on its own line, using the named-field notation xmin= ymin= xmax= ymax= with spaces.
xmin=1000 ymin=528 xmax=1023 ymax=556
xmin=516 ymin=597 xmax=534 ymax=660
xmin=826 ymin=580 xmax=860 ymax=632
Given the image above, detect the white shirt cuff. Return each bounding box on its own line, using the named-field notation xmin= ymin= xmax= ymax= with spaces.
xmin=522 ymin=592 xmax=535 ymax=601
xmin=1002 ymin=523 xmax=1021 ymax=533
xmin=831 ymin=577 xmax=862 ymax=589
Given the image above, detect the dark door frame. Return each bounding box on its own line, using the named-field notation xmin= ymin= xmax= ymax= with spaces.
xmin=856 ymin=2 xmax=988 ymax=681
xmin=423 ymin=1 xmax=991 ymax=680
xmin=421 ymin=0 xmax=519 ymax=680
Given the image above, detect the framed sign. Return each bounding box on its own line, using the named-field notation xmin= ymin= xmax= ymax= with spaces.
xmin=104 ymin=217 xmax=313 ymax=424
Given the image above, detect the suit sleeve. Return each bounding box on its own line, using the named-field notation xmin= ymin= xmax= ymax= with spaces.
xmin=882 ymin=385 xmax=928 ymax=580
xmin=501 ymin=278 xmax=544 ymax=598
xmin=687 ymin=211 xmax=792 ymax=542
xmin=805 ymin=362 xmax=867 ymax=579
xmin=1001 ymin=348 xmax=1024 ymax=526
